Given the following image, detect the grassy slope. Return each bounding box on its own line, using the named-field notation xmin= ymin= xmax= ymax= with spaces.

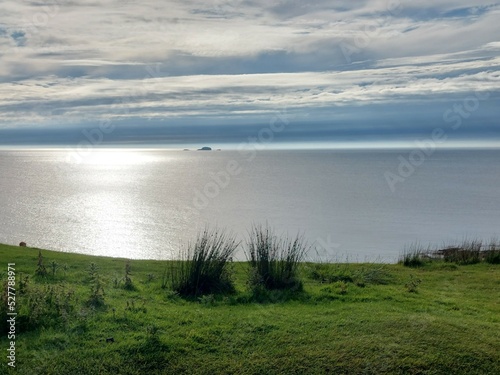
xmin=0 ymin=243 xmax=499 ymax=375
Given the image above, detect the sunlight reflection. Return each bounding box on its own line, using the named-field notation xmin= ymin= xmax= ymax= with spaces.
xmin=68 ymin=149 xmax=162 ymax=166
xmin=76 ymin=191 xmax=152 ymax=259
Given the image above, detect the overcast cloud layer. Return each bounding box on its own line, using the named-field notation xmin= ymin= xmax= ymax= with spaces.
xmin=0 ymin=0 xmax=499 ymax=147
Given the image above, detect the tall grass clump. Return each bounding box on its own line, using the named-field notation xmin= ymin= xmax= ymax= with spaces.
xmin=399 ymin=243 xmax=427 ymax=268
xmin=485 ymin=250 xmax=500 ymax=264
xmin=246 ymin=224 xmax=308 ymax=293
xmin=170 ymin=228 xmax=238 ymax=297
xmin=443 ymin=239 xmax=482 ymax=265
xmin=485 ymin=239 xmax=500 ymax=264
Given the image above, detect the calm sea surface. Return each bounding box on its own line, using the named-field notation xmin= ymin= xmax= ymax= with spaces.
xmin=1 ymin=149 xmax=499 ymax=262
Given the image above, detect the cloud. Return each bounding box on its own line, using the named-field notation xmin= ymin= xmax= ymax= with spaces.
xmin=0 ymin=0 xmax=498 ymax=146
xmin=1 ymin=55 xmax=498 ymax=125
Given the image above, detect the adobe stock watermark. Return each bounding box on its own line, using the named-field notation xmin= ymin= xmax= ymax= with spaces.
xmin=4 ymin=0 xmax=62 ymax=59
xmin=6 ymin=263 xmax=17 ymax=368
xmin=384 ymin=90 xmax=490 ymax=192
xmin=21 ymin=0 xmax=61 ymax=37
xmin=313 ymin=235 xmax=341 ymax=262
xmin=63 ymin=119 xmax=116 ymax=164
xmin=340 ymin=0 xmax=401 ymax=64
xmin=192 ymin=108 xmax=290 ymax=210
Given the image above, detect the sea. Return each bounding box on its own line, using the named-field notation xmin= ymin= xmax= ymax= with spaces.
xmin=1 ymin=148 xmax=499 ymax=262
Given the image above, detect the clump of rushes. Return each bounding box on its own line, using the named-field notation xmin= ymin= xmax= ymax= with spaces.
xmin=399 ymin=243 xmax=427 ymax=268
xmin=246 ymin=224 xmax=308 ymax=292
xmin=171 ymin=228 xmax=238 ymax=297
xmin=484 ymin=239 xmax=500 ymax=264
xmin=443 ymin=239 xmax=482 ymax=265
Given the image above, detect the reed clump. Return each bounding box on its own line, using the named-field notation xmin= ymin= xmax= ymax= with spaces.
xmin=170 ymin=228 xmax=238 ymax=297
xmin=246 ymin=224 xmax=308 ymax=293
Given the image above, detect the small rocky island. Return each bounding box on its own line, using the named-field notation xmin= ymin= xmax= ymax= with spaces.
xmin=198 ymin=146 xmax=212 ymax=151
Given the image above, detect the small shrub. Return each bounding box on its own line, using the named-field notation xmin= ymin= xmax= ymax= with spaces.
xmin=50 ymin=261 xmax=58 ymax=277
xmin=88 ymin=262 xmax=98 ymax=280
xmin=246 ymin=224 xmax=308 ymax=293
xmin=88 ymin=280 xmax=105 ymax=308
xmin=87 ymin=263 xmax=105 ymax=308
xmin=19 ymin=273 xmax=30 ymax=295
xmin=18 ymin=285 xmax=77 ymax=332
xmin=405 ymin=275 xmax=422 ymax=293
xmin=123 ymin=261 xmax=135 ymax=291
xmin=35 ymin=250 xmax=48 ymax=277
xmin=170 ymin=228 xmax=238 ymax=297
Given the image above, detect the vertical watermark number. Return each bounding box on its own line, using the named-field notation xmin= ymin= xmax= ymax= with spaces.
xmin=6 ymin=263 xmax=16 ymax=368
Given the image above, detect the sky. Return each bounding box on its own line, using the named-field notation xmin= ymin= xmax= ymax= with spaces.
xmin=0 ymin=0 xmax=499 ymax=149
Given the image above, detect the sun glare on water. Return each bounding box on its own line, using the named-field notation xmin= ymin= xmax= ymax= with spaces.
xmin=68 ymin=149 xmax=161 ymax=166
xmin=58 ymin=148 xmax=172 ymax=258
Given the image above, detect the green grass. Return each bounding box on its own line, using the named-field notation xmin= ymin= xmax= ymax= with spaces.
xmin=1 ymin=243 xmax=499 ymax=374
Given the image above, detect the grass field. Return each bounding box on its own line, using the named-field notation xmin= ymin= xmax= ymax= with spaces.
xmin=1 ymin=243 xmax=499 ymax=374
